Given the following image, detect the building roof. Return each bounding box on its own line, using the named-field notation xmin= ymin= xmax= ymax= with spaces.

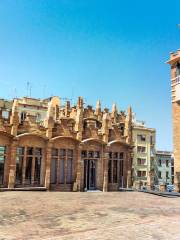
xmin=156 ymin=150 xmax=172 ymax=156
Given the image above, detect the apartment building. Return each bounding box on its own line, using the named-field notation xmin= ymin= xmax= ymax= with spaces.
xmin=132 ymin=120 xmax=156 ymax=189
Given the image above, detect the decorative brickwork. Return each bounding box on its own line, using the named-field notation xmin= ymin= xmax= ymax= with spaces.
xmin=0 ymin=96 xmax=133 ymax=191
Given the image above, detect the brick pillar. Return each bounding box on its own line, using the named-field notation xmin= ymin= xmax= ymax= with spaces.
xmin=73 ymin=144 xmax=82 ymax=191
xmin=45 ymin=142 xmax=52 ymax=190
xmin=103 ymin=148 xmax=109 ymax=192
xmin=8 ymin=140 xmax=17 ymax=188
xmin=126 ymin=151 xmax=132 ymax=188
xmin=22 ymin=146 xmax=27 ymax=185
xmin=31 ymin=157 xmax=35 ymax=185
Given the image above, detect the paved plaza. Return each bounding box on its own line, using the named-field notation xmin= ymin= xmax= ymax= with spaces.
xmin=0 ymin=191 xmax=180 ymax=240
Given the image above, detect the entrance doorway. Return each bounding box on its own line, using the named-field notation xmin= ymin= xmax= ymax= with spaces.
xmin=84 ymin=160 xmax=96 ymax=191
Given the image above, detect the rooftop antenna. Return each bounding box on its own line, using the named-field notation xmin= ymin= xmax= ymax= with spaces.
xmin=29 ymin=84 xmax=32 ymax=97
xmin=14 ymin=87 xmax=17 ymax=98
xmin=26 ymin=81 xmax=30 ymax=97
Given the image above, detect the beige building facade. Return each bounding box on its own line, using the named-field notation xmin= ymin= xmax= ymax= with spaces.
xmin=0 ymin=96 xmax=133 ymax=191
xmin=132 ymin=120 xmax=156 ymax=189
xmin=167 ymin=51 xmax=180 ymax=192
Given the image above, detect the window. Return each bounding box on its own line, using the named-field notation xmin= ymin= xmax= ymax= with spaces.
xmin=51 ymin=148 xmax=73 ymax=184
xmin=94 ymin=151 xmax=100 ymax=158
xmin=88 ymin=151 xmax=94 ymax=158
xmin=60 ymin=149 xmax=66 ymax=157
xmin=2 ymin=110 xmax=9 ymax=119
xmin=137 ymin=158 xmax=146 ymax=165
xmin=150 ymin=136 xmax=153 ymax=145
xmin=16 ymin=147 xmax=24 ymax=184
xmin=119 ymin=124 xmax=124 ymax=135
xmin=137 ymin=171 xmax=146 ymax=177
xmin=0 ymin=146 xmax=6 ymax=185
xmin=81 ymin=151 xmax=87 ymax=158
xmin=158 ymin=159 xmax=162 ymax=166
xmin=81 ymin=151 xmax=100 ymax=159
xmin=16 ymin=146 xmax=42 ymax=185
xmin=166 ymin=160 xmax=169 ymax=167
xmin=137 ymin=134 xmax=146 ymax=142
xmin=68 ymin=123 xmax=74 ymax=132
xmin=113 ymin=152 xmax=118 ymax=159
xmin=27 ymin=147 xmax=33 ymax=155
xmin=158 ymin=171 xmax=162 ymax=179
xmin=50 ymin=159 xmax=57 ymax=184
xmin=20 ymin=112 xmax=26 ymax=122
xmin=108 ymin=152 xmax=124 ymax=184
xmin=137 ymin=146 xmax=146 ymax=153
xmin=59 ymin=159 xmax=65 ymax=183
xmin=52 ymin=148 xmax=58 ymax=157
xmin=108 ymin=160 xmax=112 ymax=183
xmin=113 ymin=160 xmax=118 ymax=183
xmin=67 ymin=159 xmax=72 ymax=183
xmin=150 ymin=147 xmax=155 ymax=156
xmin=119 ymin=152 xmax=124 ymax=159
xmin=166 ymin=171 xmax=169 ymax=179
xmin=59 ymin=149 xmax=66 ymax=184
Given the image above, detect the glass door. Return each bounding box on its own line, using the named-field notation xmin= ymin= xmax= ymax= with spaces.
xmin=84 ymin=160 xmax=96 ymax=190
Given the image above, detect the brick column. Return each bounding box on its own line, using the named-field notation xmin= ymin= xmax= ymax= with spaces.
xmin=22 ymin=146 xmax=27 ymax=185
xmin=31 ymin=157 xmax=35 ymax=185
xmin=73 ymin=144 xmax=82 ymax=191
xmin=45 ymin=142 xmax=52 ymax=190
xmin=8 ymin=140 xmax=17 ymax=188
xmin=103 ymin=147 xmax=109 ymax=192
xmin=126 ymin=151 xmax=132 ymax=188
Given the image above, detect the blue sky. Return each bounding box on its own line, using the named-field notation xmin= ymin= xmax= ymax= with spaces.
xmin=0 ymin=0 xmax=180 ymax=150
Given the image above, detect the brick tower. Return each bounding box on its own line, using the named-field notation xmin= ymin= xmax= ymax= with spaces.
xmin=167 ymin=50 xmax=180 ymax=192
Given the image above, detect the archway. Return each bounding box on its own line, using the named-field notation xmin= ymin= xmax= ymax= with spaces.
xmin=15 ymin=133 xmax=47 ymax=187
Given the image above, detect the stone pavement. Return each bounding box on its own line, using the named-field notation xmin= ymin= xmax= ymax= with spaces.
xmin=0 ymin=191 xmax=180 ymax=240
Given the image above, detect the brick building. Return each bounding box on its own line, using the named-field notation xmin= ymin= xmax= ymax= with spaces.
xmin=167 ymin=51 xmax=180 ymax=192
xmin=0 ymin=96 xmax=133 ymax=191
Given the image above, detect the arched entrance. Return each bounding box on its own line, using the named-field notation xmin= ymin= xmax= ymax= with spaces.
xmin=81 ymin=138 xmax=106 ymax=191
xmin=15 ymin=133 xmax=47 ymax=187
